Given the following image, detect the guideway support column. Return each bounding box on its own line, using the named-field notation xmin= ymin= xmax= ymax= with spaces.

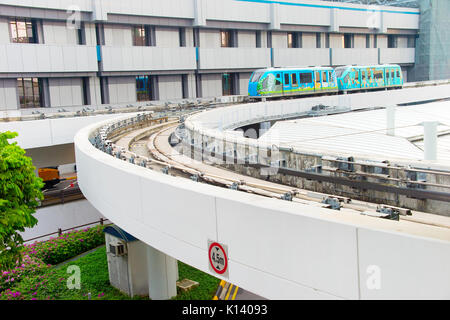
xmin=146 ymin=245 xmax=178 ymax=300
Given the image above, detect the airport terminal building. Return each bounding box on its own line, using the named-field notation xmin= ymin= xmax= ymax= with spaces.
xmin=1 ymin=0 xmax=447 ymax=112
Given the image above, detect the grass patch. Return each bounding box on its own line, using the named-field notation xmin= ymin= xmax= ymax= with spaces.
xmin=173 ymin=262 xmax=221 ymax=300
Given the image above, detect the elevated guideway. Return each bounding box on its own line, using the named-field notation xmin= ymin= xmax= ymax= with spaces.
xmin=75 ymin=82 xmax=450 ymax=299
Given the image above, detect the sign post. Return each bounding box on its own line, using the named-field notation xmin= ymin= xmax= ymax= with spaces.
xmin=208 ymin=240 xmax=229 ymax=278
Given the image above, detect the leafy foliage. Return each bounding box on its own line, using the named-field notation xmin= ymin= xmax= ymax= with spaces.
xmin=0 ymin=131 xmax=43 ymax=269
xmin=23 ymin=225 xmax=106 ymax=265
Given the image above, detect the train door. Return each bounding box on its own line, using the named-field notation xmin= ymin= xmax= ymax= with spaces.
xmin=283 ymin=72 xmax=291 ymax=95
xmin=385 ymin=68 xmax=390 ymax=86
xmin=314 ymin=70 xmax=321 ymax=91
xmin=290 ymin=72 xmax=299 ymax=93
xmin=321 ymin=70 xmax=328 ymax=90
xmin=354 ymin=69 xmax=360 ymax=89
xmin=328 ymin=70 xmax=336 ymax=89
xmin=361 ymin=69 xmax=367 ymax=88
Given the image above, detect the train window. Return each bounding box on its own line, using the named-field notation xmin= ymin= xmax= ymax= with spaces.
xmin=284 ymin=73 xmax=290 ymax=85
xmin=276 ymin=73 xmax=281 ymax=85
xmin=396 ymin=70 xmax=401 ymax=78
xmin=291 ymin=73 xmax=298 ymax=85
xmin=391 ymin=70 xmax=395 ymax=78
xmin=355 ymin=70 xmax=359 ymax=80
xmin=299 ymin=72 xmax=312 ymax=84
xmin=370 ymin=68 xmax=375 ymax=79
xmin=315 ymin=71 xmax=320 ymax=83
xmin=361 ymin=71 xmax=366 ymax=80
xmin=322 ymin=71 xmax=327 ymax=82
xmin=374 ymin=70 xmax=383 ymax=79
xmin=329 ymin=72 xmax=334 ymax=83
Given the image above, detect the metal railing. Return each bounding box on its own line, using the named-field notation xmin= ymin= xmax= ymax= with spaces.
xmin=23 ymin=218 xmax=111 ymax=243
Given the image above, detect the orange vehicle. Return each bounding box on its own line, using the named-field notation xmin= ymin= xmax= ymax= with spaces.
xmin=38 ymin=167 xmax=60 ymax=189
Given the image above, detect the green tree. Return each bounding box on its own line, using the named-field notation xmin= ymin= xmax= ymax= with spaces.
xmin=0 ymin=131 xmax=43 ymax=269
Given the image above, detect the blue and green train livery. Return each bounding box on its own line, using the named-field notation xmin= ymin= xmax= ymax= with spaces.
xmin=248 ymin=64 xmax=403 ymax=97
xmin=248 ymin=67 xmax=338 ymax=97
xmin=335 ymin=64 xmax=403 ymax=91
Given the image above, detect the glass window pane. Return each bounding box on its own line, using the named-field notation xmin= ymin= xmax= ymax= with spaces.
xmin=10 ymin=21 xmax=18 ymax=42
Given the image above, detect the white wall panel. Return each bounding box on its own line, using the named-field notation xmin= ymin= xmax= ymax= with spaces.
xmin=380 ymin=48 xmax=415 ymax=64
xmin=102 ymin=46 xmax=196 ymax=72
xmin=201 ymin=73 xmax=222 ymax=98
xmin=332 ymin=48 xmax=378 ymax=66
xmin=0 ymin=79 xmax=18 ymax=111
xmin=358 ymin=228 xmax=450 ymax=299
xmin=108 ymin=76 xmax=136 ymax=104
xmin=198 ymin=48 xmax=271 ymax=70
xmin=158 ymin=75 xmax=182 ymax=100
xmin=273 ymin=48 xmax=330 ymax=67
xmin=155 ymin=27 xmax=180 ymax=48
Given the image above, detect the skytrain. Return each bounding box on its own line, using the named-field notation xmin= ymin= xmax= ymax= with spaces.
xmin=248 ymin=64 xmax=403 ymax=97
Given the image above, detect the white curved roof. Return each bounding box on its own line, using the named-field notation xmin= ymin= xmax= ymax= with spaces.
xmin=258 ymin=101 xmax=450 ymax=162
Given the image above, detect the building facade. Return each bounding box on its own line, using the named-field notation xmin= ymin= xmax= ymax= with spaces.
xmin=0 ymin=0 xmax=420 ymax=112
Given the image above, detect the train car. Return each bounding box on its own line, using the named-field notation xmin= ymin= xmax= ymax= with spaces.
xmin=335 ymin=64 xmax=403 ymax=92
xmin=248 ymin=67 xmax=338 ymax=97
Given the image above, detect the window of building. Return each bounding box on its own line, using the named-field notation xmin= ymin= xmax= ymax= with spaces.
xmin=343 ymin=34 xmax=354 ymax=48
xmin=373 ymin=34 xmax=377 ymax=48
xmin=267 ymin=31 xmax=272 ymax=48
xmin=100 ymin=77 xmax=109 ymax=104
xmin=193 ymin=28 xmax=200 ymax=47
xmin=133 ymin=25 xmax=155 ymax=46
xmin=325 ymin=33 xmax=330 ymax=48
xmin=221 ymin=30 xmax=232 ymax=47
xmin=179 ymin=28 xmax=186 ymax=47
xmin=136 ymin=75 xmax=151 ymax=101
xmin=182 ymin=75 xmax=188 ymax=99
xmin=388 ymin=35 xmax=397 ymax=48
xmin=256 ymin=31 xmax=261 ymax=48
xmin=133 ymin=25 xmax=146 ymax=46
xmin=407 ymin=35 xmax=416 ymax=48
xmin=9 ymin=19 xmax=38 ymax=43
xmin=366 ymin=34 xmax=370 ymax=48
xmin=82 ymin=77 xmax=90 ymax=105
xmin=17 ymin=78 xmax=43 ymax=108
xmin=77 ymin=22 xmax=86 ymax=45
xmin=222 ymin=73 xmax=235 ymax=96
xmin=316 ymin=33 xmax=321 ymax=48
xmin=288 ymin=32 xmax=301 ymax=48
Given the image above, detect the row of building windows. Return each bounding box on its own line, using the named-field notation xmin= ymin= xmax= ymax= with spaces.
xmin=7 ymin=18 xmax=416 ymax=49
xmin=16 ymin=74 xmax=239 ymax=108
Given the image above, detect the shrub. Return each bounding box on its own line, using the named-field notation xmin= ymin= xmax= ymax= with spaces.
xmin=24 ymin=225 xmax=106 ymax=265
xmin=0 ymin=225 xmax=106 ymax=293
xmin=0 ymin=254 xmax=48 ymax=292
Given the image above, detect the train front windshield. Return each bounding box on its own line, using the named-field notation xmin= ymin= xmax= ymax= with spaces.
xmin=250 ymin=72 xmax=263 ymax=82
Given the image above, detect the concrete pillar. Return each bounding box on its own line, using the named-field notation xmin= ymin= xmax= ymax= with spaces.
xmin=386 ymin=105 xmax=396 ymax=136
xmin=260 ymin=121 xmax=271 ymax=137
xmin=422 ymin=121 xmax=438 ymax=161
xmin=146 ymin=245 xmax=178 ymax=300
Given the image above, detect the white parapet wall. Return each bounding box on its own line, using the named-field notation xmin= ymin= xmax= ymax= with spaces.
xmin=21 ymin=199 xmax=105 ymax=243
xmin=74 ymin=115 xmax=450 ymax=299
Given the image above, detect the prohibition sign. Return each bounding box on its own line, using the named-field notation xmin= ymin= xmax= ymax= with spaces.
xmin=208 ymin=241 xmax=228 ymax=275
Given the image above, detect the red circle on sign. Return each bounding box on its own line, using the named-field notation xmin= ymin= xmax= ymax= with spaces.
xmin=208 ymin=242 xmax=228 ymax=275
